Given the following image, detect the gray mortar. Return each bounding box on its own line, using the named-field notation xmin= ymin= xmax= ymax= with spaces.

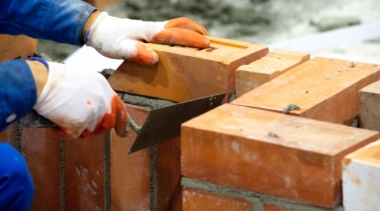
xmin=16 ymin=121 xmax=23 ymax=153
xmin=59 ymin=138 xmax=66 ymax=211
xmin=150 ymin=146 xmax=158 ymax=211
xmin=283 ymin=104 xmax=301 ymax=114
xmin=117 ymin=92 xmax=176 ymax=110
xmin=181 ymin=177 xmax=344 ymax=211
xmin=104 ymin=132 xmax=111 ymax=211
xmin=99 ymin=69 xmax=116 ymax=80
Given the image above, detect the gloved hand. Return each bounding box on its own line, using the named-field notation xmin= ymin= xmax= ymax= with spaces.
xmin=85 ymin=12 xmax=210 ymax=65
xmin=33 ymin=61 xmax=128 ymax=139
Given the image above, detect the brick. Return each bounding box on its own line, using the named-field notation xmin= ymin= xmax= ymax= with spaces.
xmin=342 ymin=141 xmax=380 ymax=211
xmin=232 ymin=57 xmax=380 ymax=125
xmin=0 ymin=130 xmax=6 ymax=142
xmin=181 ymin=103 xmax=379 ymax=208
xmin=109 ymin=36 xmax=268 ymax=102
xmin=6 ymin=123 xmax=18 ymax=148
xmin=64 ymin=134 xmax=107 ymax=210
xmin=182 ymin=188 xmax=252 ymax=211
xmin=157 ymin=137 xmax=182 ymax=211
xmin=0 ymin=34 xmax=37 ymax=62
xmin=235 ymin=49 xmax=309 ymax=97
xmin=22 ymin=128 xmax=61 ymax=211
xmin=110 ymin=104 xmax=151 ymax=211
xmin=359 ymin=80 xmax=380 ymax=131
xmin=83 ymin=0 xmax=120 ymax=9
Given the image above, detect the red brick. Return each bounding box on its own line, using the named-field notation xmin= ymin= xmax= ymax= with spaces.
xmin=110 ymin=104 xmax=151 ymax=211
xmin=181 ymin=103 xmax=379 ymax=207
xmin=83 ymin=0 xmax=120 ymax=9
xmin=157 ymin=137 xmax=182 ymax=211
xmin=235 ymin=49 xmax=309 ymax=97
xmin=6 ymin=123 xmax=18 ymax=148
xmin=232 ymin=57 xmax=380 ymax=125
xmin=182 ymin=188 xmax=252 ymax=211
xmin=0 ymin=130 xmax=6 ymax=142
xmin=0 ymin=35 xmax=37 ymax=62
xmin=65 ymin=134 xmax=106 ymax=210
xmin=359 ymin=80 xmax=380 ymax=131
xmin=22 ymin=128 xmax=61 ymax=211
xmin=109 ymin=36 xmax=268 ymax=102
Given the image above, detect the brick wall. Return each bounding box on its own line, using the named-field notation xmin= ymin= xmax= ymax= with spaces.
xmin=2 ymin=36 xmax=380 ymax=210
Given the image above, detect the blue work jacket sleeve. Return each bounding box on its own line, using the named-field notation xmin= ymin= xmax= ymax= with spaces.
xmin=0 ymin=0 xmax=97 ymax=46
xmin=0 ymin=60 xmax=37 ymax=132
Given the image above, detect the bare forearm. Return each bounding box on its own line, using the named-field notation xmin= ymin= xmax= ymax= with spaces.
xmin=81 ymin=10 xmax=101 ymax=43
xmin=26 ymin=60 xmax=48 ymax=98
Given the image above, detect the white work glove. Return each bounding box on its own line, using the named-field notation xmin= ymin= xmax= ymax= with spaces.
xmin=86 ymin=12 xmax=210 ymax=65
xmin=33 ymin=61 xmax=128 ymax=139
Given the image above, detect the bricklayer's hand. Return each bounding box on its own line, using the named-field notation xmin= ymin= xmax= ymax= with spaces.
xmin=32 ymin=60 xmax=128 ymax=139
xmin=85 ymin=12 xmax=210 ymax=65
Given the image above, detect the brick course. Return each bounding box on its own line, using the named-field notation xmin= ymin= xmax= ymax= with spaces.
xmin=232 ymin=57 xmax=380 ymax=125
xmin=181 ymin=103 xmax=379 ymax=208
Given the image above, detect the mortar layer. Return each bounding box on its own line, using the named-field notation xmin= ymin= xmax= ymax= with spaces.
xmin=181 ymin=177 xmax=343 ymax=211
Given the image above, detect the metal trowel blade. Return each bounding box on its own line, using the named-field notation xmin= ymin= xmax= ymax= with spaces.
xmin=128 ymin=93 xmax=226 ymax=154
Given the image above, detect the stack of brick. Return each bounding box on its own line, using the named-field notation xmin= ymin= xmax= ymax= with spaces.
xmin=181 ymin=55 xmax=380 ymax=210
xmin=181 ymin=104 xmax=378 ymax=210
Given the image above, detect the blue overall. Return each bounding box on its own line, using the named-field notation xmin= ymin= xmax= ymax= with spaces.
xmin=0 ymin=0 xmax=96 ymax=209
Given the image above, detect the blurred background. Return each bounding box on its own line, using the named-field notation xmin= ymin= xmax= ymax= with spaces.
xmin=37 ymin=0 xmax=380 ymax=64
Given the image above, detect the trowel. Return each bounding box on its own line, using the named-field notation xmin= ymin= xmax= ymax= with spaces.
xmin=21 ymin=93 xmax=226 ymax=154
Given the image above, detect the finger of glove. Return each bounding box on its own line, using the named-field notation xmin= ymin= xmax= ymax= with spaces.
xmin=80 ymin=96 xmax=118 ymax=139
xmin=127 ymin=42 xmax=159 ymax=65
xmin=52 ymin=126 xmax=73 ymax=139
xmin=113 ymin=95 xmax=129 ymax=137
xmin=150 ymin=28 xmax=210 ymax=49
xmin=165 ymin=17 xmax=209 ymax=35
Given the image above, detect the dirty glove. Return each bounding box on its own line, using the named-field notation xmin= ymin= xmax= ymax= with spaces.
xmin=85 ymin=12 xmax=210 ymax=65
xmin=33 ymin=61 xmax=128 ymax=139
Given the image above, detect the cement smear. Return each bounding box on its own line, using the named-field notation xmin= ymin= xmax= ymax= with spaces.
xmin=181 ymin=177 xmax=343 ymax=211
xmin=117 ymin=92 xmax=176 ymax=110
